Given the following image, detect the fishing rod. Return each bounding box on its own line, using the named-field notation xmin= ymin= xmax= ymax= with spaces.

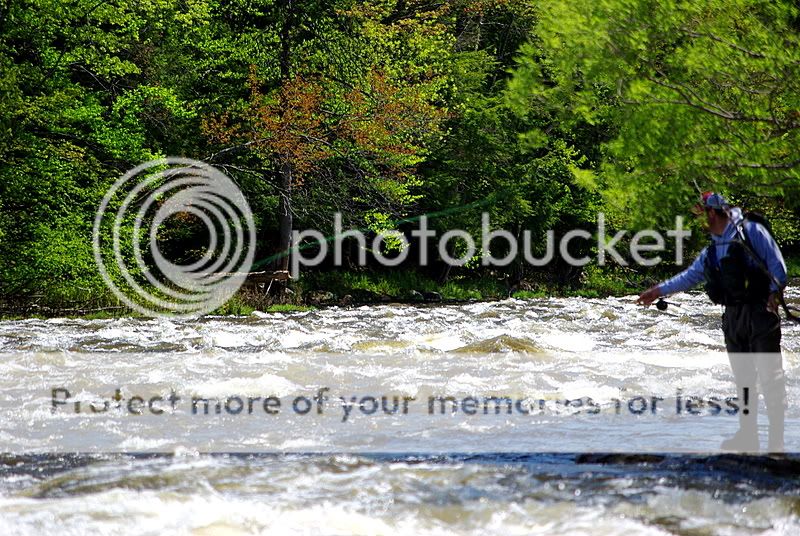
xmin=645 ymin=297 xmax=681 ymax=317
xmin=772 ymin=291 xmax=800 ymax=323
xmin=658 ymin=225 xmax=800 ymax=324
xmin=655 ymin=298 xmax=678 ymax=311
xmin=654 ymin=288 xmax=800 ymax=324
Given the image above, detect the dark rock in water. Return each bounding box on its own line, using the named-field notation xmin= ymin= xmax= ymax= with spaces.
xmin=0 ymin=454 xmax=28 ymax=466
xmin=423 ymin=291 xmax=442 ymax=302
xmin=700 ymin=454 xmax=800 ymax=477
xmin=576 ymin=454 xmax=667 ymax=465
xmin=409 ymin=290 xmax=424 ymax=302
xmin=309 ymin=291 xmax=336 ymax=304
xmin=575 ymin=453 xmax=800 ymax=478
xmin=350 ymin=289 xmax=382 ymax=302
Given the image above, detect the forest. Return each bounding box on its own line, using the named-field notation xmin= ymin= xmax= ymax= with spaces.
xmin=1 ymin=0 xmax=799 ymax=313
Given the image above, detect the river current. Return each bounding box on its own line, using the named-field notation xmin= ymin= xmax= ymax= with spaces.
xmin=1 ymin=290 xmax=799 ymax=534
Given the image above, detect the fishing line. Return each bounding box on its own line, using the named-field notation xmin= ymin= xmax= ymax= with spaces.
xmin=250 ymin=189 xmax=516 ymax=270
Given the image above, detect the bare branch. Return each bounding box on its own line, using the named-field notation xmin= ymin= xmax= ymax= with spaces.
xmin=646 ymin=73 xmax=735 ymax=119
xmin=709 ymin=157 xmax=800 ymax=170
xmin=683 ymin=30 xmax=767 ymax=59
xmin=205 ymin=139 xmax=269 ymax=162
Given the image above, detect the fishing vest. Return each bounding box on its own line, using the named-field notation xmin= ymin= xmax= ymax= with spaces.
xmin=703 ymin=224 xmax=772 ymax=305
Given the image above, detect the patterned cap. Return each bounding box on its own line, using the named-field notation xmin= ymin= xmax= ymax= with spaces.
xmin=700 ymin=191 xmax=729 ymax=210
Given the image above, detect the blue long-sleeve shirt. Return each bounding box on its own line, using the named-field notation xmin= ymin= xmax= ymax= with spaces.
xmin=659 ymin=208 xmax=787 ymax=296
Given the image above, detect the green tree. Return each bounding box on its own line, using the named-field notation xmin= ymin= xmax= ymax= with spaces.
xmin=418 ymin=0 xmax=603 ymax=283
xmin=0 ymin=0 xmax=196 ymax=300
xmin=201 ymin=0 xmax=452 ymax=271
xmin=509 ymin=0 xmax=800 ymax=231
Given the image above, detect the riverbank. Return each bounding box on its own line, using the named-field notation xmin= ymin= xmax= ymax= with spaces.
xmin=0 ymin=266 xmax=652 ymax=319
xmin=210 ymin=255 xmax=800 ymax=314
xmin=3 ymin=256 xmax=799 ymax=319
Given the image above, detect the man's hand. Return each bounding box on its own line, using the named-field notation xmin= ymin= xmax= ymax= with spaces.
xmin=637 ymin=285 xmax=661 ymax=306
xmin=767 ymin=291 xmax=781 ymax=315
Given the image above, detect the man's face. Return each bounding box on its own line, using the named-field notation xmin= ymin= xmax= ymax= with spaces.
xmin=705 ymin=208 xmax=715 ymax=227
xmin=704 ymin=208 xmax=727 ymax=234
xmin=693 ymin=200 xmax=723 ymax=232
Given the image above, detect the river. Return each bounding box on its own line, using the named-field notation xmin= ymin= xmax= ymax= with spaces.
xmin=1 ymin=291 xmax=799 ymax=534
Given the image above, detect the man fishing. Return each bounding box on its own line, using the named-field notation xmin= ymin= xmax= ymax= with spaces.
xmin=637 ymin=192 xmax=788 ymax=452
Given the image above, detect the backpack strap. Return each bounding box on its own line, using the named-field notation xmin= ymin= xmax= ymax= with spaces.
xmin=736 ymin=220 xmax=800 ymax=323
xmin=707 ymin=241 xmax=718 ymax=268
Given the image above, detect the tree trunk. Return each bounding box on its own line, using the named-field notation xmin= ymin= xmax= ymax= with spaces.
xmin=276 ymin=160 xmax=293 ymax=272
xmin=275 ymin=0 xmax=294 ymax=279
xmin=276 ymin=0 xmax=295 ymax=297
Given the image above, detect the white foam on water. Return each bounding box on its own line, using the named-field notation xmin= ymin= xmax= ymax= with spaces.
xmin=418 ymin=333 xmax=466 ymax=352
xmin=537 ymin=332 xmax=596 ymax=352
xmin=445 ymin=373 xmax=508 ymax=393
xmin=278 ymin=329 xmax=325 ymax=349
xmin=276 ymin=437 xmax=331 ymax=449
xmin=1 ymin=479 xmax=795 ymax=536
xmin=117 ymin=437 xmax=173 ymax=450
xmin=188 ymin=373 xmax=299 ymax=398
xmin=2 ymin=292 xmax=800 ymax=533
xmin=556 ymin=380 xmax=622 ymax=403
xmin=631 ymin=351 xmax=728 ymax=369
